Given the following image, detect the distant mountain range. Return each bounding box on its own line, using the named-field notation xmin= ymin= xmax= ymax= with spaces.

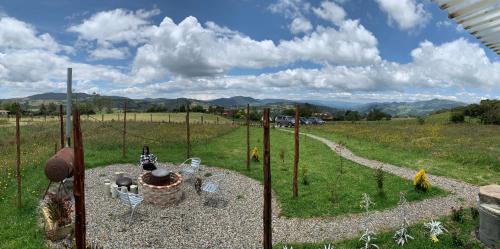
xmin=1 ymin=92 xmax=467 ymax=116
xmin=353 ymin=99 xmax=466 ymax=116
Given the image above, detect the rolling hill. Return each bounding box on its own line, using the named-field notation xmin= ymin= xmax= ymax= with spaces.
xmin=354 ymin=99 xmax=466 ymax=116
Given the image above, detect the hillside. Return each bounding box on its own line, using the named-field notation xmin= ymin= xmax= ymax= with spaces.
xmin=354 ymin=99 xmax=466 ymax=116
xmin=0 ymin=92 xmax=336 ymax=113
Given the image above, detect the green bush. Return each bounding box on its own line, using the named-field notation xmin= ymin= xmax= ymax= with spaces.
xmin=450 ymin=112 xmax=465 ymax=123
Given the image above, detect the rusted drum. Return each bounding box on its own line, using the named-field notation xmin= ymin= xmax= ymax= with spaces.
xmin=44 ymin=148 xmax=74 ymax=182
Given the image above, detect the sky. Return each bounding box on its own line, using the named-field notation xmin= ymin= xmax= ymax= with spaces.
xmin=0 ymin=0 xmax=499 ymax=103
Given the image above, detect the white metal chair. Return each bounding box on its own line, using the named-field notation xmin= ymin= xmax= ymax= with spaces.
xmin=201 ymin=173 xmax=225 ymax=205
xmin=180 ymin=157 xmax=201 ymax=179
xmin=117 ymin=188 xmax=144 ymax=224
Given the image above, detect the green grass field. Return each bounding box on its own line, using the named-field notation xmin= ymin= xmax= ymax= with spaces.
xmin=0 ymin=112 xmax=232 ymax=126
xmin=304 ymin=121 xmax=500 ymax=186
xmin=0 ymin=121 xmax=443 ymax=248
xmin=193 ymin=127 xmax=444 ymax=218
xmin=275 ymin=207 xmax=483 ymax=249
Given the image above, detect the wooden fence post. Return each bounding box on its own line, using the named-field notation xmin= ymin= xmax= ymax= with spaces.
xmin=262 ymin=108 xmax=272 ymax=249
xmin=134 ymin=113 xmax=137 ymax=122
xmin=59 ymin=105 xmax=64 ymax=149
xmin=101 ymin=114 xmax=104 ymax=122
xmin=16 ymin=109 xmax=22 ymax=209
xmin=293 ymin=104 xmax=299 ymax=197
xmin=73 ymin=108 xmax=86 ymax=249
xmin=247 ymin=104 xmax=250 ymax=170
xmin=122 ymin=102 xmax=127 ymax=158
xmin=150 ymin=113 xmax=153 ymax=123
xmin=168 ymin=114 xmax=171 ymax=123
xmin=186 ymin=105 xmax=191 ymax=159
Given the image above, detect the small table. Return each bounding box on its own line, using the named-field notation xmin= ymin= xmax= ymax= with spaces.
xmin=116 ymin=176 xmax=133 ymax=191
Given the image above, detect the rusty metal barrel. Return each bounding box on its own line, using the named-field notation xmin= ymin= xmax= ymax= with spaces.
xmin=44 ymin=147 xmax=74 ymax=182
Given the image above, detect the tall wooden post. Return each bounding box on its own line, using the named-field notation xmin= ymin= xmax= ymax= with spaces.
xmin=122 ymin=102 xmax=127 ymax=158
xmin=150 ymin=113 xmax=153 ymax=123
xmin=66 ymin=68 xmax=72 ymax=147
xmin=216 ymin=116 xmax=219 ymax=125
xmin=293 ymin=104 xmax=300 ymax=197
xmin=15 ymin=109 xmax=22 ymax=209
xmin=186 ymin=105 xmax=191 ymax=158
xmin=72 ymin=108 xmax=86 ymax=249
xmin=246 ymin=104 xmax=250 ymax=170
xmin=201 ymin=115 xmax=204 ymax=124
xmin=262 ymin=108 xmax=272 ymax=249
xmin=168 ymin=114 xmax=171 ymax=123
xmin=59 ymin=105 xmax=64 ymax=149
xmin=101 ymin=114 xmax=104 ymax=122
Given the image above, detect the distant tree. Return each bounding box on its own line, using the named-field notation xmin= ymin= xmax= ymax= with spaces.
xmin=39 ymin=104 xmax=48 ymax=115
xmin=190 ymin=105 xmax=205 ymax=113
xmin=366 ymin=109 xmax=391 ymax=121
xmin=47 ymin=102 xmax=57 ymax=114
xmin=179 ymin=105 xmax=186 ymax=112
xmin=78 ymin=103 xmax=96 ymax=115
xmin=345 ymin=110 xmax=361 ymax=122
xmin=450 ymin=112 xmax=465 ymax=123
xmin=147 ymin=104 xmax=166 ymax=113
xmin=282 ymin=109 xmax=295 ymax=116
xmin=458 ymin=99 xmax=499 ymax=125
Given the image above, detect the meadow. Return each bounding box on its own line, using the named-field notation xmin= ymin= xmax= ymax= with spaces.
xmin=0 ymin=120 xmax=443 ymax=248
xmin=0 ymin=112 xmax=233 ymax=126
xmin=304 ymin=119 xmax=500 ymax=186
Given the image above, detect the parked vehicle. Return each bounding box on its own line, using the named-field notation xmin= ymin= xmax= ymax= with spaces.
xmin=275 ymin=115 xmax=295 ymax=127
xmin=308 ymin=117 xmax=325 ymax=124
xmin=300 ymin=117 xmax=311 ymax=125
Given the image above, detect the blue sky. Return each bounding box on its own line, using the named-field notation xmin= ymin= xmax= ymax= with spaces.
xmin=0 ymin=0 xmax=498 ymax=103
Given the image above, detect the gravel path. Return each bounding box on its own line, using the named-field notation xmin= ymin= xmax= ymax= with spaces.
xmin=82 ymin=131 xmax=479 ymax=248
xmin=273 ymin=130 xmax=479 ymax=243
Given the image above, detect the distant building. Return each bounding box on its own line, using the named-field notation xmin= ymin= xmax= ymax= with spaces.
xmin=313 ymin=112 xmax=334 ymax=121
xmin=0 ymin=110 xmax=9 ymax=115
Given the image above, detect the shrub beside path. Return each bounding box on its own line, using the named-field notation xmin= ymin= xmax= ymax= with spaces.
xmin=273 ymin=130 xmax=478 ymax=244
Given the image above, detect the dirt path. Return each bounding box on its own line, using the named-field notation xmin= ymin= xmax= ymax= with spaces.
xmin=273 ymin=130 xmax=478 ymax=244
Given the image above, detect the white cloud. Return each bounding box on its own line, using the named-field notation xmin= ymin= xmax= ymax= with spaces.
xmin=132 ymin=16 xmax=380 ymax=80
xmin=290 ymin=17 xmax=313 ymax=34
xmin=89 ymin=46 xmax=129 ymax=60
xmin=268 ymin=0 xmax=310 ymax=19
xmin=313 ymin=1 xmax=346 ymax=25
xmin=68 ymin=8 xmax=160 ymax=60
xmin=115 ymin=38 xmax=499 ymax=102
xmin=0 ymin=15 xmax=131 ymax=96
xmin=375 ymin=0 xmax=431 ymax=31
xmin=0 ymin=17 xmax=71 ymax=52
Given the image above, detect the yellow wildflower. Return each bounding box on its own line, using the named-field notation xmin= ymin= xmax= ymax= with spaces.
xmin=252 ymin=147 xmax=259 ymax=162
xmin=431 ymin=235 xmax=439 ymax=243
xmin=414 ymin=169 xmax=430 ymax=192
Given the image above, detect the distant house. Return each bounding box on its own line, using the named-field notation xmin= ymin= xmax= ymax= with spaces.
xmin=0 ymin=110 xmax=9 ymax=115
xmin=313 ymin=112 xmax=334 ymax=121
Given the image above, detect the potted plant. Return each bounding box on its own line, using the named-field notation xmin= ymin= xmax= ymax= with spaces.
xmin=42 ymin=192 xmax=74 ymax=241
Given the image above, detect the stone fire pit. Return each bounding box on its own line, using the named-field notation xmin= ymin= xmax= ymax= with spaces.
xmin=138 ymin=171 xmax=183 ymax=207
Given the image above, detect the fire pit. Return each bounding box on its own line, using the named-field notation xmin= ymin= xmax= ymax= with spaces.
xmin=138 ymin=170 xmax=183 ymax=207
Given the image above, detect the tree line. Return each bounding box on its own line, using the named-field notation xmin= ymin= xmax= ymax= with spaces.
xmin=450 ymin=99 xmax=500 ymax=125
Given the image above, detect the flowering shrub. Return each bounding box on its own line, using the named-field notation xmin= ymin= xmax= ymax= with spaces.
xmin=413 ymin=169 xmax=430 ymax=192
xmin=252 ymin=147 xmax=259 ymax=162
xmin=424 ymin=220 xmax=447 ymax=243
